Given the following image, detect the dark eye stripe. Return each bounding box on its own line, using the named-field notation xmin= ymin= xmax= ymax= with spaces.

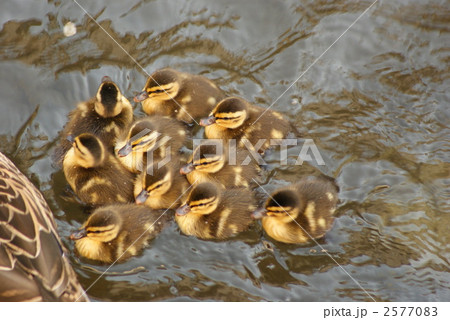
xmin=74 ymin=142 xmax=86 ymax=155
xmin=132 ymin=138 xmax=153 ymax=148
xmin=150 ymin=89 xmax=165 ymax=94
xmin=87 ymin=226 xmax=115 ymax=234
xmin=191 ymin=200 xmax=214 ymax=208
xmin=149 ymin=183 xmax=164 ymax=191
xmin=217 ymin=116 xmax=240 ymax=120
xmin=268 ymin=208 xmax=288 ymax=214
xmin=194 ymin=159 xmax=219 ymax=167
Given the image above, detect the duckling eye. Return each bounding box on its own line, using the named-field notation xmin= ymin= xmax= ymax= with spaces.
xmin=151 ymin=89 xmax=165 ymax=94
xmin=132 ymin=138 xmax=151 ymax=148
xmin=218 ymin=116 xmax=235 ymax=120
xmin=88 ymin=230 xmax=103 ymax=234
xmin=191 ymin=203 xmax=206 ymax=208
xmin=150 ymin=183 xmax=164 ymax=190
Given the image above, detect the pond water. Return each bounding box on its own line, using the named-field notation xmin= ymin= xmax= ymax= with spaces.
xmin=0 ymin=0 xmax=449 ymax=301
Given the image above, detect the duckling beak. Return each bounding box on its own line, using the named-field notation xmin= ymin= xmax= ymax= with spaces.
xmin=70 ymin=229 xmax=87 ymax=240
xmin=134 ymin=91 xmax=149 ymax=102
xmin=135 ymin=190 xmax=149 ymax=205
xmin=251 ymin=208 xmax=268 ymax=220
xmin=180 ymin=163 xmax=195 ymax=175
xmin=101 ymin=76 xmax=112 ymax=83
xmin=199 ymin=115 xmax=216 ymax=126
xmin=175 ymin=204 xmax=191 ymax=216
xmin=118 ymin=142 xmax=132 ymax=157
xmin=66 ymin=134 xmax=75 ymax=143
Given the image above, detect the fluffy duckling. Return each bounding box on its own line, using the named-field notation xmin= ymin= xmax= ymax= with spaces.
xmin=63 ymin=133 xmax=135 ymax=206
xmin=134 ymin=68 xmax=225 ymax=124
xmin=134 ymin=161 xmax=189 ymax=210
xmin=175 ymin=182 xmax=256 ymax=240
xmin=180 ymin=141 xmax=260 ymax=188
xmin=0 ymin=151 xmax=88 ymax=301
xmin=54 ymin=76 xmax=133 ymax=164
xmin=70 ymin=204 xmax=170 ymax=263
xmin=252 ymin=176 xmax=339 ymax=244
xmin=200 ymin=96 xmax=290 ymax=153
xmin=116 ymin=116 xmax=187 ymax=173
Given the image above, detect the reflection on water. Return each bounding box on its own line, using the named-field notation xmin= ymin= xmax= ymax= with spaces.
xmin=0 ymin=0 xmax=449 ymax=301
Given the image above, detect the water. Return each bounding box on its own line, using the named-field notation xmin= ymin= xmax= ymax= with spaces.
xmin=0 ymin=0 xmax=449 ymax=301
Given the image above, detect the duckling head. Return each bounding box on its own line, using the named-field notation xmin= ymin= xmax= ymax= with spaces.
xmin=252 ymin=189 xmax=302 ymax=223
xmin=134 ymin=69 xmax=180 ymax=103
xmin=71 ymin=133 xmax=105 ymax=168
xmin=176 ymin=182 xmax=220 ymax=216
xmin=135 ymin=164 xmax=173 ymax=205
xmin=118 ymin=120 xmax=162 ymax=157
xmin=200 ymin=97 xmax=248 ymax=129
xmin=95 ymin=76 xmax=126 ymax=118
xmin=180 ymin=143 xmax=226 ymax=175
xmin=70 ymin=207 xmax=122 ymax=243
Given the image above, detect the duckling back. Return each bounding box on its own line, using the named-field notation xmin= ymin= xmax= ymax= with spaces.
xmin=202 ymin=97 xmax=290 ymax=153
xmin=181 ymin=142 xmax=260 ymax=188
xmin=256 ymin=176 xmax=339 ymax=244
xmin=134 ymin=160 xmax=189 ymax=210
xmin=54 ymin=77 xmax=133 ymax=164
xmin=63 ymin=133 xmax=135 ymax=206
xmin=0 ymin=152 xmax=88 ymax=301
xmin=175 ymin=182 xmax=256 ymax=240
xmin=135 ymin=68 xmax=226 ymax=124
xmin=71 ymin=204 xmax=171 ymax=263
xmin=115 ymin=116 xmax=188 ymax=173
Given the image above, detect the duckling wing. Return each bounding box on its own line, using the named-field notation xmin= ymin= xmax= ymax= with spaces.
xmin=0 ymin=152 xmax=88 ymax=301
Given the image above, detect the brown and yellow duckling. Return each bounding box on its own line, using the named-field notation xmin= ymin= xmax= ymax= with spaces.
xmin=54 ymin=76 xmax=133 ymax=164
xmin=70 ymin=204 xmax=170 ymax=263
xmin=0 ymin=151 xmax=88 ymax=301
xmin=63 ymin=133 xmax=135 ymax=206
xmin=134 ymin=68 xmax=225 ymax=124
xmin=200 ymin=96 xmax=290 ymax=153
xmin=175 ymin=182 xmax=256 ymax=240
xmin=134 ymin=161 xmax=189 ymax=210
xmin=180 ymin=141 xmax=260 ymax=188
xmin=116 ymin=116 xmax=187 ymax=173
xmin=252 ymin=176 xmax=339 ymax=244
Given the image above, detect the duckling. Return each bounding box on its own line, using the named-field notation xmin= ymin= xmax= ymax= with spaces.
xmin=134 ymin=68 xmax=225 ymax=124
xmin=175 ymin=182 xmax=256 ymax=240
xmin=134 ymin=161 xmax=189 ymax=210
xmin=252 ymin=176 xmax=339 ymax=244
xmin=200 ymin=96 xmax=290 ymax=153
xmin=180 ymin=141 xmax=260 ymax=188
xmin=54 ymin=76 xmax=133 ymax=164
xmin=115 ymin=116 xmax=187 ymax=173
xmin=63 ymin=133 xmax=135 ymax=206
xmin=70 ymin=204 xmax=170 ymax=263
xmin=0 ymin=151 xmax=88 ymax=301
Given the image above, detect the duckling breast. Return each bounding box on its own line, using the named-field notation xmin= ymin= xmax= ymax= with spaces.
xmin=75 ymin=237 xmax=112 ymax=263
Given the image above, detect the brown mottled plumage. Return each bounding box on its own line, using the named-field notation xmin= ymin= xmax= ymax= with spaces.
xmin=115 ymin=116 xmax=187 ymax=173
xmin=252 ymin=176 xmax=339 ymax=244
xmin=54 ymin=76 xmax=133 ymax=164
xmin=63 ymin=133 xmax=135 ymax=206
xmin=200 ymin=96 xmax=290 ymax=153
xmin=70 ymin=204 xmax=170 ymax=263
xmin=180 ymin=141 xmax=260 ymax=188
xmin=134 ymin=68 xmax=225 ymax=124
xmin=134 ymin=161 xmax=190 ymax=210
xmin=175 ymin=182 xmax=256 ymax=240
xmin=0 ymin=151 xmax=88 ymax=301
